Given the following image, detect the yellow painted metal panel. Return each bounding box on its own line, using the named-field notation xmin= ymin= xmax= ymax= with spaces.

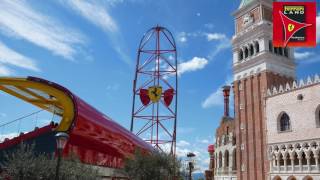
xmin=0 ymin=77 xmax=75 ymax=132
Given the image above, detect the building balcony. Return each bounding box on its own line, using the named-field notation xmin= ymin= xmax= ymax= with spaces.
xmin=271 ymin=165 xmax=320 ymax=173
xmin=215 ymin=168 xmax=237 ymax=176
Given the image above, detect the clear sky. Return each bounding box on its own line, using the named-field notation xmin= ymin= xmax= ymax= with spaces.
xmin=0 ymin=0 xmax=319 ymax=172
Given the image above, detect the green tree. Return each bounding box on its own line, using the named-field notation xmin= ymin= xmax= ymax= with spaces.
xmin=123 ymin=149 xmax=181 ymax=180
xmin=0 ymin=143 xmax=100 ymax=180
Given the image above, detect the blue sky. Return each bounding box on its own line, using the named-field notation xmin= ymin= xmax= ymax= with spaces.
xmin=0 ymin=0 xmax=320 ymax=171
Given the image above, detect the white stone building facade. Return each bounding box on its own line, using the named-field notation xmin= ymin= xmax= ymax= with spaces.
xmin=266 ymin=76 xmax=320 ymax=180
xmin=215 ymin=132 xmax=237 ymax=180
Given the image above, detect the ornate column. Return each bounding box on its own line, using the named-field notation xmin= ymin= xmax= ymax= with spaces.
xmin=229 ymin=153 xmax=233 ymax=174
xmin=275 ymin=152 xmax=281 ymax=172
xmin=306 ymin=151 xmax=311 ymax=172
xmin=289 ymin=152 xmax=295 ymax=172
xmin=298 ymin=152 xmax=303 ymax=172
xmin=222 ymin=152 xmax=225 ymax=174
xmin=314 ymin=150 xmax=319 ymax=171
xmin=283 ymin=155 xmax=288 ymax=172
xmin=269 ymin=153 xmax=274 ymax=173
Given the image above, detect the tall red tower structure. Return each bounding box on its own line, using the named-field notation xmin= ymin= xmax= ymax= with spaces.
xmin=130 ymin=26 xmax=178 ymax=155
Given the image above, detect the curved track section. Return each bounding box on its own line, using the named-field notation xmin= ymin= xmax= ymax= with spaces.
xmin=0 ymin=76 xmax=153 ymax=168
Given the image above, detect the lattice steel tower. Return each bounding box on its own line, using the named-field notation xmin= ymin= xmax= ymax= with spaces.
xmin=130 ymin=26 xmax=178 ymax=155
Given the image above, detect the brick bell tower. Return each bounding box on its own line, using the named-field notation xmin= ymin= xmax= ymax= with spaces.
xmin=232 ymin=0 xmax=296 ymax=180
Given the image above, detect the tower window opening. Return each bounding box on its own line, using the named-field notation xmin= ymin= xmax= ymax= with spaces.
xmin=279 ymin=112 xmax=291 ymax=132
xmin=239 ymin=49 xmax=244 ymax=61
xmin=255 ymin=41 xmax=260 ymax=54
xmin=244 ymin=47 xmax=249 ymax=58
xmin=249 ymin=44 xmax=254 ymax=56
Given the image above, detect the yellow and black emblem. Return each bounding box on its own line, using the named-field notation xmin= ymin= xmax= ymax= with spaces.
xmin=288 ymin=23 xmax=295 ymax=32
xmin=148 ymin=86 xmax=162 ymax=103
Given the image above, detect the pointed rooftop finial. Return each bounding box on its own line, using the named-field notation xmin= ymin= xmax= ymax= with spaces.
xmin=272 ymin=86 xmax=278 ymax=95
xmin=285 ymin=83 xmax=291 ymax=91
xmin=307 ymin=76 xmax=313 ymax=85
xmin=299 ymin=79 xmax=305 ymax=87
xmin=314 ymin=74 xmax=320 ymax=83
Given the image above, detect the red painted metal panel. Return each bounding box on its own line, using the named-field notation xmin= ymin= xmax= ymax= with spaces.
xmin=0 ymin=124 xmax=55 ymax=150
xmin=67 ymin=96 xmax=153 ymax=168
xmin=1 ymin=77 xmax=153 ymax=169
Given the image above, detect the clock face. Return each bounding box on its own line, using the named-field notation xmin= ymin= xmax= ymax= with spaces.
xmin=243 ymin=13 xmax=254 ymax=26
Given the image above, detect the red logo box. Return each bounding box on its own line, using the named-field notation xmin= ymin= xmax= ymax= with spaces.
xmin=273 ymin=2 xmax=316 ymax=47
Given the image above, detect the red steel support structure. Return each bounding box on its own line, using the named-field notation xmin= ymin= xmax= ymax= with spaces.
xmin=131 ymin=26 xmax=178 ymax=155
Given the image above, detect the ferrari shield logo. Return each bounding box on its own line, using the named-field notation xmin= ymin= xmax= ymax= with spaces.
xmin=148 ymin=86 xmax=162 ymax=103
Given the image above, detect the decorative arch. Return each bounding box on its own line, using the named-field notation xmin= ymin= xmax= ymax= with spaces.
xmin=293 ymin=151 xmax=299 ymax=165
xmin=316 ymin=105 xmax=320 ymax=127
xmin=273 ymin=176 xmax=282 ymax=180
xmin=254 ymin=41 xmax=260 ymax=54
xmin=287 ymin=176 xmax=297 ymax=180
xmin=310 ymin=151 xmax=316 ymax=165
xmin=279 ymin=153 xmax=284 ymax=166
xmin=303 ymin=176 xmax=313 ymax=180
xmin=301 ymin=151 xmax=307 ymax=165
xmin=278 ymin=112 xmax=291 ymax=132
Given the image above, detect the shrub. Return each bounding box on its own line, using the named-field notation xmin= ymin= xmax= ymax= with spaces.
xmin=123 ymin=149 xmax=181 ymax=180
xmin=0 ymin=143 xmax=99 ymax=180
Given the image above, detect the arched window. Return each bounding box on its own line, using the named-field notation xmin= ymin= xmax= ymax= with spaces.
xmin=316 ymin=105 xmax=320 ymax=127
xmin=279 ymin=112 xmax=291 ymax=132
xmin=244 ymin=47 xmax=249 ymax=58
xmin=249 ymin=44 xmax=254 ymax=56
xmin=238 ymin=49 xmax=243 ymax=61
xmin=255 ymin=41 xmax=260 ymax=54
xmin=219 ymin=152 xmax=223 ymax=168
xmin=224 ymin=150 xmax=229 ymax=167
